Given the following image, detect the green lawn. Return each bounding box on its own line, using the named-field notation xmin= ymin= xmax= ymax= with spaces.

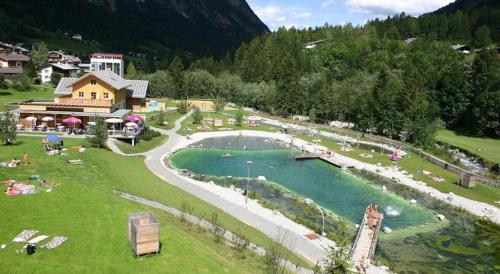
xmin=0 ymin=86 xmax=54 ymax=111
xmin=152 ymin=111 xmax=184 ymax=130
xmin=178 ymin=112 xmax=279 ymax=136
xmin=114 ymin=135 xmax=168 ymax=154
xmin=0 ymin=137 xmax=310 ymax=272
xmin=435 ymin=130 xmax=500 ymax=164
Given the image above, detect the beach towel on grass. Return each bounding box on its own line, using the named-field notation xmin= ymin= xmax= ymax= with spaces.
xmin=13 ymin=230 xmax=38 ymax=243
xmin=28 ymin=235 xmax=49 ymax=244
xmin=42 ymin=236 xmax=68 ymax=249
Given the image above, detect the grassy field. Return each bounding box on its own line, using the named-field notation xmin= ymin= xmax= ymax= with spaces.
xmin=0 ymin=137 xmax=310 ymax=273
xmin=149 ymin=111 xmax=184 ymax=130
xmin=0 ymin=86 xmax=54 ymax=111
xmin=178 ymin=111 xmax=279 ymax=136
xmin=114 ymin=135 xmax=168 ymax=154
xmin=435 ymin=130 xmax=500 ymax=164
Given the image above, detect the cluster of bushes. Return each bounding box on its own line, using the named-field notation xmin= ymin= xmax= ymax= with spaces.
xmin=140 ymin=127 xmax=161 ymax=141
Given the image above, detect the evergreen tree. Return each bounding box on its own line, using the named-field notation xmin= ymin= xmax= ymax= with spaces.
xmin=126 ymin=62 xmax=138 ymax=79
xmin=0 ymin=111 xmax=17 ymax=145
xmin=192 ymin=107 xmax=203 ymax=124
xmin=50 ymin=72 xmax=62 ymax=85
xmin=474 ymin=25 xmax=492 ymax=48
xmin=86 ymin=116 xmax=108 ymax=148
xmin=169 ymin=55 xmax=184 ymax=98
xmin=31 ymin=42 xmax=49 ymax=70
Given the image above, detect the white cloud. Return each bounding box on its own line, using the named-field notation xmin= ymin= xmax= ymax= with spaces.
xmin=291 ymin=11 xmax=312 ymax=19
xmin=253 ymin=5 xmax=282 ymax=21
xmin=321 ymin=0 xmax=336 ymax=9
xmin=252 ymin=4 xmax=313 ymax=30
xmin=346 ymin=0 xmax=454 ymax=16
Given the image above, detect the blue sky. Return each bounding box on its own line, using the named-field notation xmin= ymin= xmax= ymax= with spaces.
xmin=247 ymin=0 xmax=455 ymax=30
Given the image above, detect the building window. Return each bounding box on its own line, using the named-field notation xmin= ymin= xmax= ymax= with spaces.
xmin=103 ymin=92 xmax=109 ymax=99
xmin=78 ymin=92 xmax=84 ymax=98
xmin=91 ymin=92 xmax=96 ymax=99
xmin=90 ymin=79 xmax=97 ymax=85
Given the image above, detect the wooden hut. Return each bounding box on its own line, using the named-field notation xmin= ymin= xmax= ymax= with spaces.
xmin=459 ymin=174 xmax=476 ymax=189
xmin=128 ymin=212 xmax=160 ymax=256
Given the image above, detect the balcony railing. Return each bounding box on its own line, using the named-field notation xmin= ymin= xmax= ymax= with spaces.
xmin=58 ymin=97 xmax=113 ymax=107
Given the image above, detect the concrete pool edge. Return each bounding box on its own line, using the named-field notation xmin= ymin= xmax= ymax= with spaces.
xmin=168 ymin=147 xmax=443 ymax=237
xmin=164 ymin=130 xmax=500 ymax=225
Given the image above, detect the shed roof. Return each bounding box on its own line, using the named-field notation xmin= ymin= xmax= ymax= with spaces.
xmin=52 ymin=63 xmax=79 ymax=71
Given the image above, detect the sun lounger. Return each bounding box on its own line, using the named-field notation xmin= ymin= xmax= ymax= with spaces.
xmin=28 ymin=235 xmax=49 ymax=244
xmin=42 ymin=236 xmax=68 ymax=249
xmin=67 ymin=159 xmax=83 ymax=165
xmin=13 ymin=230 xmax=38 ymax=243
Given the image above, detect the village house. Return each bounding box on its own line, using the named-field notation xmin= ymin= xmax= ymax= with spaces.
xmin=304 ymin=39 xmax=328 ymax=50
xmin=14 ymin=70 xmax=149 ymax=142
xmin=39 ymin=63 xmax=80 ymax=83
xmin=0 ymin=41 xmax=30 ymax=55
xmin=90 ymin=53 xmax=124 ymax=77
xmin=0 ymin=53 xmax=30 ymax=75
xmin=48 ymin=50 xmax=81 ymax=65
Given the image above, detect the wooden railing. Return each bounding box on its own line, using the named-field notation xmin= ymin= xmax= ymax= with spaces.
xmin=58 ymin=97 xmax=113 ymax=107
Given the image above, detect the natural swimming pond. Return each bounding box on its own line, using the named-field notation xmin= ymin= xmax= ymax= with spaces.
xmin=170 ymin=136 xmax=436 ymax=230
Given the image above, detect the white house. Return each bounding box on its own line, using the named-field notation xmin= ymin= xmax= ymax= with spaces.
xmin=90 ymin=53 xmax=124 ymax=77
xmin=39 ymin=63 xmax=79 ymax=83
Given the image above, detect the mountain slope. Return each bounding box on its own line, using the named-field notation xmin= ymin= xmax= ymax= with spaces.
xmin=0 ymin=0 xmax=269 ymax=59
xmin=433 ymin=0 xmax=500 ymax=14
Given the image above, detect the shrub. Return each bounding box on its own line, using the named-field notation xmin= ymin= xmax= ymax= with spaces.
xmin=235 ymin=107 xmax=244 ymax=126
xmin=192 ymin=107 xmax=203 ymax=124
xmin=12 ymin=73 xmax=32 ymax=91
xmin=177 ymin=100 xmax=188 ymax=114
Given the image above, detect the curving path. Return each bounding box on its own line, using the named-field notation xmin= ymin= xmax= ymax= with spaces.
xmin=106 ymin=111 xmax=332 ymax=265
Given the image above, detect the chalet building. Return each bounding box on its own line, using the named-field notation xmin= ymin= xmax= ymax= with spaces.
xmin=0 ymin=41 xmax=30 ymax=55
xmin=451 ymin=44 xmax=470 ymax=54
xmin=15 ymin=70 xmax=148 ymax=140
xmin=304 ymin=39 xmax=328 ymax=50
xmin=72 ymin=34 xmax=82 ymax=40
xmin=48 ymin=50 xmax=81 ymax=65
xmin=39 ymin=63 xmax=80 ymax=83
xmin=0 ymin=53 xmax=30 ymax=74
xmin=90 ymin=53 xmax=124 ymax=77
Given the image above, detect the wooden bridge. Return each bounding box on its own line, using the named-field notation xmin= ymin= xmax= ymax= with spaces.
xmin=350 ymin=204 xmax=384 ymax=271
xmin=293 ymin=153 xmax=355 ymax=169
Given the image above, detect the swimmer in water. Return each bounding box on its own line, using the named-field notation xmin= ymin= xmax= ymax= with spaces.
xmin=223 ymin=153 xmax=232 ymax=157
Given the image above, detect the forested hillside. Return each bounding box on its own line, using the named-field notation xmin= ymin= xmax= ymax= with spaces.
xmin=368 ymin=0 xmax=499 ymax=47
xmin=0 ymin=0 xmax=268 ymax=68
xmin=143 ymin=23 xmax=499 ymax=145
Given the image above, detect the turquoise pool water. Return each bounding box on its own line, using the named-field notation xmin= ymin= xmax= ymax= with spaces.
xmin=170 ymin=137 xmax=436 ymax=230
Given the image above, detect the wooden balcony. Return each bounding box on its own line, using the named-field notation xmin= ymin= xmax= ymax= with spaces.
xmin=58 ymin=97 xmax=113 ymax=107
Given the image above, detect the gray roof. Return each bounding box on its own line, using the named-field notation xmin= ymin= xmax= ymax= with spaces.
xmin=0 ymin=53 xmax=30 ymax=62
xmin=52 ymin=63 xmax=79 ymax=71
xmin=54 ymin=77 xmax=77 ymax=95
xmin=54 ymin=70 xmax=148 ymax=98
xmin=404 ymin=38 xmax=417 ymax=45
xmin=126 ymin=80 xmax=149 ymax=98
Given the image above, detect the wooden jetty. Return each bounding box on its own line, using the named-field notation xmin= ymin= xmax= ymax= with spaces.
xmin=293 ymin=153 xmax=355 ymax=169
xmin=350 ymin=204 xmax=384 ymax=271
